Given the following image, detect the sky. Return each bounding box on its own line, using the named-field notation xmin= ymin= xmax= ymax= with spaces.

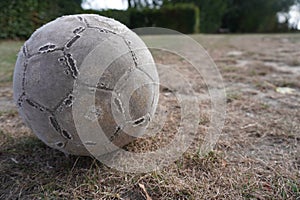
xmin=82 ymin=0 xmax=300 ymax=29
xmin=81 ymin=0 xmax=128 ymax=10
xmin=289 ymin=4 xmax=300 ymax=29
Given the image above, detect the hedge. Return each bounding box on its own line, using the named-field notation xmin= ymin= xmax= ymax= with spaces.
xmin=129 ymin=4 xmax=200 ymax=34
xmin=91 ymin=4 xmax=200 ymax=34
xmin=0 ymin=0 xmax=82 ymax=39
xmin=0 ymin=2 xmax=199 ymax=39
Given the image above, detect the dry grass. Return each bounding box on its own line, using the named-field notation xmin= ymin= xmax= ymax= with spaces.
xmin=0 ymin=35 xmax=300 ymax=199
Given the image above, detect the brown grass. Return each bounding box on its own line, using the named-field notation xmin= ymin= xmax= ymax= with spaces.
xmin=0 ymin=35 xmax=300 ymax=199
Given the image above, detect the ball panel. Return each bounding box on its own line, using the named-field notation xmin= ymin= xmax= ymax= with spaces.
xmin=24 ymin=51 xmax=74 ymax=109
xmin=95 ymin=89 xmax=120 ymax=137
xmin=94 ymin=89 xmax=136 ymax=147
xmin=26 ymin=16 xmax=85 ymax=56
xmin=122 ymin=30 xmax=159 ymax=83
xmin=75 ymin=32 xmax=136 ymax=90
xmin=129 ymin=84 xmax=154 ymax=120
xmin=20 ymin=99 xmax=66 ymax=146
xmin=97 ymin=52 xmax=136 ymax=91
xmin=114 ymin=69 xmax=155 ymax=120
xmin=13 ymin=50 xmax=26 ymax=103
xmin=111 ymin=68 xmax=156 ymax=139
xmin=55 ymin=105 xmax=90 ymax=156
xmin=64 ymin=28 xmax=113 ymax=73
xmin=83 ymin=14 xmax=127 ymax=34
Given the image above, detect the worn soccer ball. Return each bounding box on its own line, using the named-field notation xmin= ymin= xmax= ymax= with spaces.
xmin=13 ymin=14 xmax=159 ymax=156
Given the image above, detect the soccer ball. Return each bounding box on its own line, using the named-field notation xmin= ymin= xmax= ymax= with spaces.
xmin=13 ymin=14 xmax=159 ymax=156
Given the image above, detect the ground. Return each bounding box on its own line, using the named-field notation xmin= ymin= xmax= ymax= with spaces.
xmin=0 ymin=34 xmax=299 ymax=199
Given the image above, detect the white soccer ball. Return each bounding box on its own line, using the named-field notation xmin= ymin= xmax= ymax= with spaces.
xmin=13 ymin=14 xmax=159 ymax=156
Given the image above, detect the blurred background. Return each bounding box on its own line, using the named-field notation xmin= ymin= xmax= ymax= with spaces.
xmin=1 ymin=0 xmax=300 ymax=39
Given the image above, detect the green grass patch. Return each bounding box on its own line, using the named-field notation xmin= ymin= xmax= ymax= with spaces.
xmin=0 ymin=40 xmax=23 ymax=84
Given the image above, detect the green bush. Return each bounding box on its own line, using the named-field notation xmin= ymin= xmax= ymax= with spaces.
xmin=0 ymin=0 xmax=82 ymax=39
xmin=129 ymin=4 xmax=200 ymax=34
xmin=0 ymin=0 xmax=37 ymax=39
